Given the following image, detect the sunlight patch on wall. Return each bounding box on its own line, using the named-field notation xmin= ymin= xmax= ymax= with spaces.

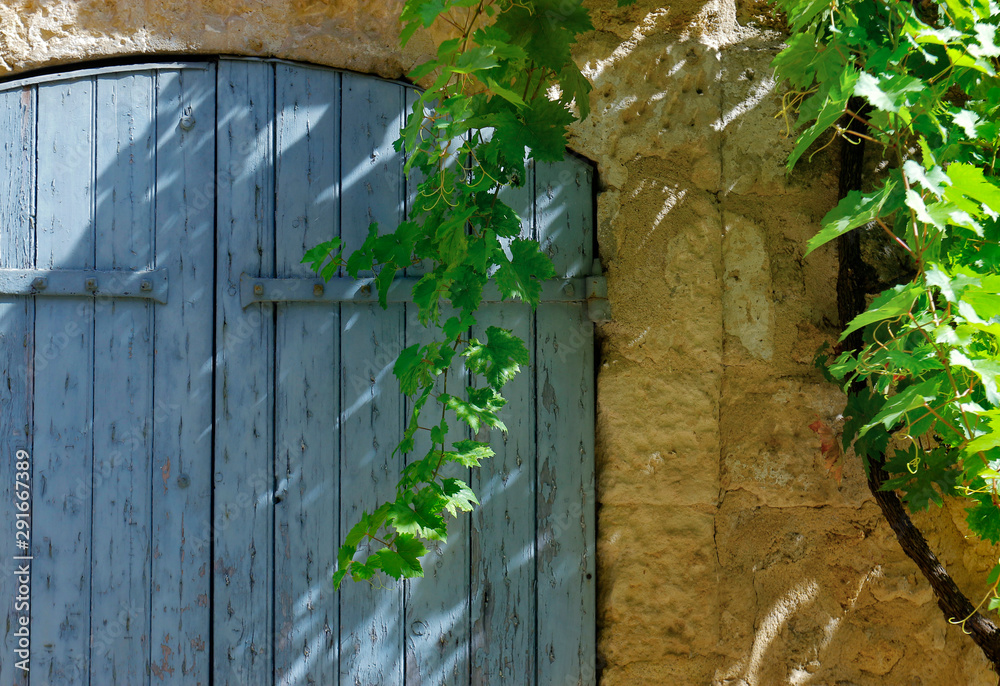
xmin=628 ymin=181 xmax=687 ymax=255
xmin=581 ymin=8 xmax=670 ymax=81
xmin=783 ymin=566 xmax=884 ymax=685
xmin=717 ymin=580 xmax=820 ymax=686
xmin=713 ymin=73 xmax=776 ymax=132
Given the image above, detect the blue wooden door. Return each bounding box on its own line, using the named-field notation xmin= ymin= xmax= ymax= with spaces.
xmin=0 ymin=58 xmax=596 ymax=686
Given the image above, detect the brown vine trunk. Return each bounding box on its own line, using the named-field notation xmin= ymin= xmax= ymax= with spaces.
xmin=866 ymin=459 xmax=1000 ymax=667
xmin=836 ymin=99 xmax=872 ymax=357
xmin=837 ymin=97 xmax=1000 ymax=674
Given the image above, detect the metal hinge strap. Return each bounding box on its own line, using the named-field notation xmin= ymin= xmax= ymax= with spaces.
xmin=0 ymin=269 xmax=168 ymax=304
xmin=240 ymin=273 xmax=610 ymax=322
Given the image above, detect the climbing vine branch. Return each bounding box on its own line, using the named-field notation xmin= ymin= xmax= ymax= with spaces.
xmin=773 ymin=0 xmax=1000 ymax=669
xmin=304 ymin=0 xmax=592 ymax=586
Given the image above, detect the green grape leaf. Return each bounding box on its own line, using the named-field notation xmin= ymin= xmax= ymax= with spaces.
xmin=971 ymin=23 xmax=1000 ymax=59
xmin=949 ymin=351 xmax=1000 ymax=406
xmin=448 ymin=265 xmax=486 ymax=319
xmin=409 ymin=58 xmax=440 ymax=81
xmin=903 ymin=159 xmax=949 ymax=195
xmin=394 ymin=344 xmax=427 ymax=396
xmin=453 ymin=45 xmax=500 ymax=74
xmin=389 ymin=499 xmax=447 ymax=541
xmin=495 ymin=0 xmax=593 ymax=73
xmin=493 ymin=239 xmax=556 ymax=304
xmin=302 ymin=238 xmax=344 ymax=276
xmin=787 ymin=65 xmax=859 ymax=171
xmin=394 ymin=534 xmax=429 ymax=574
xmin=885 ymin=349 xmax=943 ymax=376
xmin=786 ymin=0 xmax=832 ymax=32
xmin=855 ymin=72 xmax=925 ymax=113
xmin=967 ymin=412 xmax=1000 ymax=454
xmin=349 ymin=560 xmax=377 ymax=582
xmin=968 ymin=495 xmax=1000 ymax=545
xmin=953 ymin=109 xmax=982 ymax=138
xmin=806 ymin=180 xmax=898 ymax=255
xmin=442 ymin=313 xmax=476 ymax=340
xmin=412 ymin=273 xmax=450 ymax=325
xmin=333 ymin=568 xmax=350 ymax=590
xmin=945 ymin=163 xmax=1000 ymax=216
xmin=443 ymin=390 xmax=507 ymax=434
xmin=464 ymin=326 xmax=530 ymax=390
xmin=840 ymin=283 xmax=920 ymax=340
xmin=442 ymin=478 xmax=479 ymax=515
xmin=882 ymin=445 xmax=960 ymax=510
xmin=483 ymin=77 xmax=527 ymax=107
xmin=860 ymin=377 xmax=943 ymax=435
xmin=367 ymin=549 xmax=408 ymax=579
xmin=451 ymin=439 xmax=496 ymax=467
xmin=346 ymin=223 xmax=380 ymax=277
xmin=430 ymin=419 xmax=449 ymax=446
xmin=559 ymin=66 xmax=593 ymax=120
xmin=400 ymin=455 xmax=438 ymax=489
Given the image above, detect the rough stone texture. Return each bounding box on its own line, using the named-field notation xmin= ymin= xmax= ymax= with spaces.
xmin=2 ymin=0 xmax=998 ymax=683
xmin=575 ymin=1 xmax=996 ymax=683
xmin=0 ymin=0 xmax=438 ymax=79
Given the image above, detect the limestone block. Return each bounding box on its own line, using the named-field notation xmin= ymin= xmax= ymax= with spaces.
xmin=598 ymin=364 xmax=720 ymax=507
xmin=721 ymin=376 xmax=868 ymax=508
xmin=598 ymin=503 xmax=718 ymax=679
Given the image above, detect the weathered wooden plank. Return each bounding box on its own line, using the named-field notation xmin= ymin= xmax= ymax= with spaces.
xmin=31 ymin=77 xmax=96 ymax=685
xmin=150 ymin=65 xmax=217 ymax=686
xmin=536 ymin=157 xmax=594 ymax=279
xmin=0 ymin=62 xmax=210 ymax=94
xmin=534 ymin=158 xmax=597 ymax=686
xmin=338 ymin=72 xmax=406 ymax=686
xmin=214 ymin=59 xmax=276 ymax=686
xmin=89 ymin=71 xmax=156 ymax=686
xmin=273 ymin=63 xmax=341 ymax=686
xmin=0 ymin=85 xmax=35 ymax=686
xmin=470 ymin=173 xmax=536 ymax=685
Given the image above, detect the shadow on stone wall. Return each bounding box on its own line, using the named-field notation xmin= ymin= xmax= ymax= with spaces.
xmin=573 ymin=1 xmax=997 ymax=684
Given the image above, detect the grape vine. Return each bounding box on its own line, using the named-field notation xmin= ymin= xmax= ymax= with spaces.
xmin=773 ymin=0 xmax=1000 ymax=666
xmin=304 ymin=0 xmax=593 ymax=587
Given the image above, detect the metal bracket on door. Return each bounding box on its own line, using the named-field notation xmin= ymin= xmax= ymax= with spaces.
xmin=0 ymin=268 xmax=169 ymax=304
xmin=240 ymin=272 xmax=611 ymax=323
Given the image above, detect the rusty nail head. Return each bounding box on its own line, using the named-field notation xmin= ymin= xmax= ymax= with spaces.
xmin=253 ymin=283 xmax=264 ymax=296
xmin=31 ymin=277 xmax=47 ymax=290
xmin=360 ymin=284 xmax=372 ymax=296
xmin=313 ymin=283 xmax=324 ymax=297
xmin=140 ymin=279 xmax=153 ymax=292
xmin=85 ymin=277 xmax=98 ymax=292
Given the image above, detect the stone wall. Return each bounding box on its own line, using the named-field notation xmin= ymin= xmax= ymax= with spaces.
xmin=576 ymin=3 xmax=996 ymax=683
xmin=1 ymin=0 xmax=996 ymax=682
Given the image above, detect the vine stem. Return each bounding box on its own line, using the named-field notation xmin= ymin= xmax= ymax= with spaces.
xmin=866 ymin=463 xmax=1000 ymax=667
xmin=874 ymin=218 xmax=913 ymax=255
xmin=429 ymin=339 xmax=461 ymax=485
